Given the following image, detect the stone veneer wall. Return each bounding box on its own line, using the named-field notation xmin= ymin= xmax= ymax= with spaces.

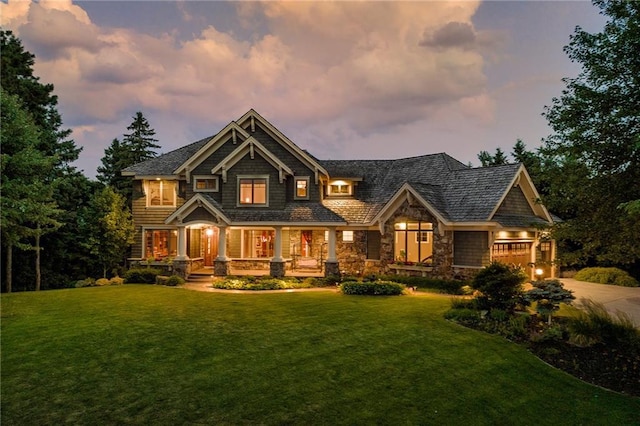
xmin=380 ymin=199 xmax=455 ymax=279
xmin=336 ymin=230 xmax=367 ymax=276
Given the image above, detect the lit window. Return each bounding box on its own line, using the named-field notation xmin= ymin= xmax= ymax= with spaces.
xmin=194 ymin=176 xmax=218 ymax=192
xmin=239 ymin=177 xmax=268 ymax=206
xmin=327 ymin=180 xmax=352 ymax=196
xmin=147 ymin=180 xmax=176 ymax=207
xmin=144 ymin=229 xmax=177 ymax=259
xmin=343 ymin=230 xmax=354 ymax=242
xmin=295 ymin=177 xmax=309 ymax=199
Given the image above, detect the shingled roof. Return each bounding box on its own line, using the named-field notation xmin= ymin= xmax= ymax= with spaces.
xmin=124 ymin=129 xmax=549 ymax=227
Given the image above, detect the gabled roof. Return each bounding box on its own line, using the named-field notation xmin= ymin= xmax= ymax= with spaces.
xmin=174 ymin=122 xmax=250 ymax=181
xmin=165 ymin=193 xmax=231 ymax=225
xmin=236 ymin=109 xmax=329 ymax=182
xmin=211 ymin=136 xmax=294 ymax=183
xmin=321 ymin=156 xmax=552 ymax=227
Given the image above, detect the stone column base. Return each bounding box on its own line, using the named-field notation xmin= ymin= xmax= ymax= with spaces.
xmin=173 ymin=259 xmax=191 ymax=279
xmin=270 ymin=260 xmax=286 ymax=278
xmin=214 ymin=260 xmax=230 ymax=276
xmin=324 ymin=261 xmax=340 ymax=277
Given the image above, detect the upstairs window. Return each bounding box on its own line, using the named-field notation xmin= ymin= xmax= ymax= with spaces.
xmin=194 ymin=176 xmax=219 ymax=192
xmin=147 ymin=180 xmax=176 ymax=207
xmin=239 ymin=176 xmax=268 ymax=206
xmin=327 ymin=180 xmax=352 ymax=196
xmin=295 ymin=177 xmax=310 ymax=200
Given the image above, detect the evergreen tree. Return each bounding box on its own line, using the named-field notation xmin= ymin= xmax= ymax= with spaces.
xmin=477 ymin=147 xmax=508 ymax=167
xmin=541 ymin=0 xmax=640 ymax=273
xmin=97 ymin=138 xmax=131 ymax=194
xmin=0 ymin=91 xmax=61 ymax=292
xmin=99 ymin=112 xmax=160 ymax=201
xmin=123 ymin=111 xmax=160 ymax=164
xmin=1 ymin=30 xmax=95 ymax=291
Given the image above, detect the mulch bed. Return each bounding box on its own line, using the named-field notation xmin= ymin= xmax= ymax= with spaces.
xmin=528 ymin=340 xmax=640 ymax=397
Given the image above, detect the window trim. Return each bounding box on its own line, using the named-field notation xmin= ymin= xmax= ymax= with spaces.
xmin=237 ymin=174 xmax=269 ymax=207
xmin=294 ymin=176 xmax=310 ymax=200
xmin=193 ymin=175 xmax=219 ymax=193
xmin=145 ymin=180 xmax=177 ymax=208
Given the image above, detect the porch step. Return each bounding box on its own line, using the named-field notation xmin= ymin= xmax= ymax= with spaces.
xmin=186 ymin=273 xmax=213 ymax=284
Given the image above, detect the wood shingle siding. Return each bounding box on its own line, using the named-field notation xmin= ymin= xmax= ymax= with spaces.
xmin=453 ymin=231 xmax=489 ymax=267
xmin=495 ymin=186 xmax=535 ymax=216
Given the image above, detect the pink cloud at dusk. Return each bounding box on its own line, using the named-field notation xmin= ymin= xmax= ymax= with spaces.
xmin=1 ymin=1 xmax=606 ymax=177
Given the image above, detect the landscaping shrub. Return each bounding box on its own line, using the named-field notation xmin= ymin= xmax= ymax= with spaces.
xmin=471 ymin=261 xmax=528 ymax=312
xmin=525 ymin=279 xmax=575 ymax=324
xmin=449 ymin=297 xmax=476 ymax=310
xmin=443 ymin=308 xmax=480 ymax=325
xmin=567 ymin=299 xmax=639 ymax=348
xmin=212 ymin=276 xmax=310 ymax=291
xmin=109 ymin=276 xmax=124 ymax=286
xmin=155 ymin=275 xmax=185 ymax=286
xmin=124 ymin=268 xmax=162 ymax=284
xmin=340 ymin=280 xmax=405 ymax=296
xmin=573 ymin=267 xmax=639 ymax=287
xmin=95 ymin=278 xmax=110 ymax=286
xmin=75 ymin=278 xmax=96 ymax=288
xmin=379 ymin=274 xmax=467 ymax=294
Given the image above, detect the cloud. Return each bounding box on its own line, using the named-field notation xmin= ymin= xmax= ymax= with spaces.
xmin=1 ymin=0 xmax=503 ymax=175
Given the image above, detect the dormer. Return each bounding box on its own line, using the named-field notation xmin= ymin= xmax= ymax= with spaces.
xmin=325 ymin=177 xmax=363 ymax=198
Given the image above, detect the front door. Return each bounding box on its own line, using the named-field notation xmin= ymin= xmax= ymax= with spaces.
xmin=301 ymin=230 xmax=313 ymax=257
xmin=203 ymin=228 xmax=219 ymax=266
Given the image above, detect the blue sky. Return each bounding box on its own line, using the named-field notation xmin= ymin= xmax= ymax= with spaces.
xmin=1 ymin=1 xmax=606 ymax=178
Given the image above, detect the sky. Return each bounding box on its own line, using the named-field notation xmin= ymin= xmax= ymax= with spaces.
xmin=1 ymin=0 xmax=607 ymax=179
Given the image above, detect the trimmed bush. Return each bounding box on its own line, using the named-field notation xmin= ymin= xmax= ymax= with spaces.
xmin=574 ymin=267 xmax=639 ymax=287
xmin=109 ymin=276 xmax=124 ymax=286
xmin=156 ymin=275 xmax=185 ymax=286
xmin=95 ymin=278 xmax=110 ymax=286
xmin=75 ymin=278 xmax=96 ymax=288
xmin=212 ymin=276 xmax=311 ymax=291
xmin=340 ymin=281 xmax=405 ymax=296
xmin=124 ymin=268 xmax=162 ymax=284
xmin=379 ymin=274 xmax=467 ymax=294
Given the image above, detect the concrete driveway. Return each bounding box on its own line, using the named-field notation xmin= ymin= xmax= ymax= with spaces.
xmin=560 ymin=278 xmax=640 ymax=327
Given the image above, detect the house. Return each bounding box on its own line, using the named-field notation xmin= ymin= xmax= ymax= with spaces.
xmin=123 ymin=109 xmax=555 ymax=280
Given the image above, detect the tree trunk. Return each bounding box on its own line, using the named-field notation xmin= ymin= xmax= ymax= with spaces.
xmin=35 ymin=232 xmax=41 ymax=291
xmin=5 ymin=244 xmax=12 ymax=293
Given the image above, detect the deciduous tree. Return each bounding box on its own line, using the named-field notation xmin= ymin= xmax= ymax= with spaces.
xmin=541 ymin=0 xmax=640 ymax=273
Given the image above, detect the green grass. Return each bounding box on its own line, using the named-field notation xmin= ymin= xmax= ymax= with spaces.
xmin=2 ymin=286 xmax=639 ymax=425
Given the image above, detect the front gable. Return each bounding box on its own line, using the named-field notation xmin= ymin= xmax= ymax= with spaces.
xmin=489 ymin=165 xmax=552 ymax=224
xmin=174 ymin=122 xmax=251 ymax=182
xmin=212 ymin=137 xmax=294 ymax=184
xmin=165 ymin=193 xmax=230 ymax=225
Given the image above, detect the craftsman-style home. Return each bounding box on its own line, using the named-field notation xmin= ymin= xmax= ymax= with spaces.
xmin=123 ymin=109 xmax=555 ymax=279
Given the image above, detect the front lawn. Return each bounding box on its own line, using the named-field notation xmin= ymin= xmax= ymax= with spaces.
xmin=2 ymin=286 xmax=639 ymax=425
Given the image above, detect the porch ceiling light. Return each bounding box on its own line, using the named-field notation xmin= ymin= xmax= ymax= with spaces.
xmin=498 ymin=231 xmax=508 ymax=239
xmin=206 ymin=229 xmax=214 ymax=236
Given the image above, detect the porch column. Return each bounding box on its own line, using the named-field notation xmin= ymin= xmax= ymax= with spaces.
xmin=326 ymin=227 xmax=337 ymax=262
xmin=325 ymin=227 xmax=340 ymax=277
xmin=214 ymin=226 xmax=229 ymax=276
xmin=175 ymin=225 xmax=188 ymax=260
xmin=173 ymin=225 xmax=191 ymax=279
xmin=270 ymin=226 xmax=285 ymax=277
xmin=273 ymin=226 xmax=283 ymax=262
xmin=216 ymin=226 xmax=228 ymax=260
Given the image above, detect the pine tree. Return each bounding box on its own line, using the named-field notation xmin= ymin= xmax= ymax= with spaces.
xmin=123 ymin=111 xmax=160 ymax=164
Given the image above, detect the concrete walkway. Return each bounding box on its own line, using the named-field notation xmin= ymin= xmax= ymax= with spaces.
xmin=560 ymin=278 xmax=640 ymax=327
